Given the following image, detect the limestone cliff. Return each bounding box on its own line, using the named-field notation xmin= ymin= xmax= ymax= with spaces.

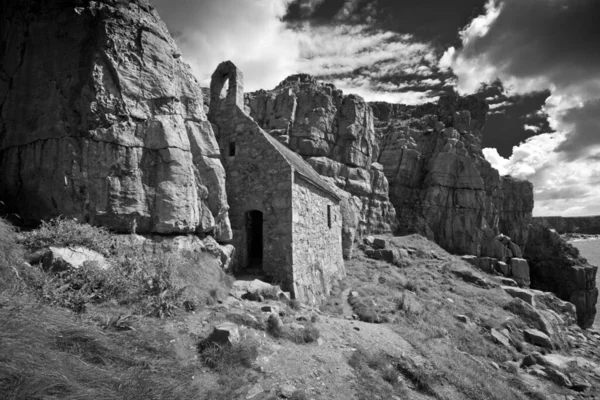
xmin=245 ymin=75 xmax=396 ymax=257
xmin=371 ymin=96 xmax=534 ymax=255
xmin=0 ymin=0 xmax=231 ymax=239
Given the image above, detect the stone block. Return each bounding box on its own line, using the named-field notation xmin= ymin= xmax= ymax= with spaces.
xmin=495 ymin=261 xmax=511 ymax=276
xmin=508 ymin=242 xmax=522 ymax=258
xmin=502 ymin=286 xmax=536 ymax=306
xmin=509 ymin=258 xmax=530 ymax=287
xmin=373 ymin=238 xmax=387 ymax=249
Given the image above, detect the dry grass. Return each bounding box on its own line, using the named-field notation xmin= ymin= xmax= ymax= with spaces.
xmin=197 ymin=333 xmax=263 ymax=400
xmin=0 ymin=295 xmax=201 ymax=400
xmin=0 ymin=218 xmax=237 ymax=399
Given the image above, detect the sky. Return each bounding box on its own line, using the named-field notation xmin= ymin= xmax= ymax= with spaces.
xmin=152 ymin=0 xmax=600 ymax=217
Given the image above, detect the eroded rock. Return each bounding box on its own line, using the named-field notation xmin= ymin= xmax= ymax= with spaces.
xmin=0 ymin=0 xmax=231 ymax=239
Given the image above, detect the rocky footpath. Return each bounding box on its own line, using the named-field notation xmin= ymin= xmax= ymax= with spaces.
xmin=371 ymin=97 xmax=533 ymax=255
xmin=535 ymin=216 xmax=600 ymax=235
xmin=0 ymin=0 xmax=231 ymax=239
xmin=245 ymin=75 xmax=397 ymax=257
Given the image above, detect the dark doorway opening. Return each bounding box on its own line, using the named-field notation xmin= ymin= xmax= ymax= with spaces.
xmin=245 ymin=210 xmax=263 ymax=273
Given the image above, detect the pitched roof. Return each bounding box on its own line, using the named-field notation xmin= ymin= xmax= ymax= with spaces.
xmin=262 ymin=132 xmax=341 ymax=201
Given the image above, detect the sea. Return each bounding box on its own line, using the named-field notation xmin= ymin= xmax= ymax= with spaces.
xmin=570 ymin=238 xmax=600 ymax=329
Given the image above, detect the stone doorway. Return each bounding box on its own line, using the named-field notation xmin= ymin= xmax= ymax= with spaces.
xmin=245 ymin=210 xmax=263 ymax=273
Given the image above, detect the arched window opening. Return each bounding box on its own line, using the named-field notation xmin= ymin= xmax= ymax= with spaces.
xmin=220 ymin=78 xmax=229 ymax=100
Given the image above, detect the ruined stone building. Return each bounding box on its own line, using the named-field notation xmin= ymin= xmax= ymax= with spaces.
xmin=207 ymin=61 xmax=345 ymax=305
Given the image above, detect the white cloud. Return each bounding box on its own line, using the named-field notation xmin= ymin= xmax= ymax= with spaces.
xmin=524 ymin=124 xmax=541 ymax=133
xmin=446 ymin=0 xmax=600 ymax=216
xmin=153 ymin=0 xmax=298 ymax=91
xmin=153 ymin=0 xmax=441 ymax=103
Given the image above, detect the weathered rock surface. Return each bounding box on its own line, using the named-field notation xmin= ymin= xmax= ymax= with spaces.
xmin=245 ymin=75 xmax=396 ymax=256
xmin=41 ymin=246 xmax=108 ymax=271
xmin=534 ymin=215 xmax=600 ymax=234
xmin=371 ymin=97 xmax=533 ymax=255
xmin=0 ymin=0 xmax=231 ymax=239
xmin=524 ymin=224 xmax=598 ymax=328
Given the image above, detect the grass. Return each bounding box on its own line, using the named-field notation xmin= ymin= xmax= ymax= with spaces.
xmin=266 ymin=314 xmax=321 ymax=344
xmin=348 ymin=348 xmax=409 ymax=399
xmin=337 ymin=238 xmax=538 ymax=400
xmin=0 ymin=295 xmax=201 ymax=400
xmin=197 ymin=333 xmax=262 ymax=400
xmin=12 ymin=218 xmax=233 ymax=317
xmin=0 ymin=217 xmax=237 ymax=399
xmin=18 ymin=217 xmax=113 ymax=255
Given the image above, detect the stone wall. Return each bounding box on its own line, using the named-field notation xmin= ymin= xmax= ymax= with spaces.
xmin=245 ymin=75 xmax=397 ymax=257
xmin=217 ymin=113 xmax=294 ymax=286
xmin=291 ymin=177 xmax=345 ymax=305
xmin=0 ymin=0 xmax=230 ymax=238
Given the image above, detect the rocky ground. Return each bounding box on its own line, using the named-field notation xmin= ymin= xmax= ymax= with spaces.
xmin=158 ymin=234 xmax=600 ymax=400
xmin=2 ymin=218 xmax=600 ymax=400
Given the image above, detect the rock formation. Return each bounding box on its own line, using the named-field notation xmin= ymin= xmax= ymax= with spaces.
xmin=0 ymin=0 xmax=231 ymax=239
xmin=524 ymin=224 xmax=598 ymax=328
xmin=534 ymin=215 xmax=600 ymax=235
xmin=371 ymin=96 xmax=534 ymax=255
xmin=244 ymin=75 xmax=396 ymax=258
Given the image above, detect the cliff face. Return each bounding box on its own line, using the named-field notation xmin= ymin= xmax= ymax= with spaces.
xmin=534 ymin=216 xmax=600 ymax=234
xmin=245 ymin=75 xmax=397 ymax=257
xmin=0 ymin=0 xmax=231 ymax=238
xmin=524 ymin=224 xmax=598 ymax=328
xmin=371 ymin=97 xmax=534 ymax=255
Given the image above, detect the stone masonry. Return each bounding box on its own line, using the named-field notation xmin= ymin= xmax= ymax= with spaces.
xmin=208 ymin=61 xmax=345 ymax=305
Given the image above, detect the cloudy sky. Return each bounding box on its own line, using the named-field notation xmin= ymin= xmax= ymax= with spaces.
xmin=153 ymin=0 xmax=600 ymax=217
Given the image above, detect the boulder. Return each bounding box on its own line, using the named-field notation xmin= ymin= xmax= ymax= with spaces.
xmin=452 ymin=269 xmax=493 ymax=289
xmin=502 ymin=286 xmax=536 ymax=306
xmin=0 ymin=0 xmax=231 ymax=238
xmin=509 ymin=258 xmax=530 ymax=287
xmin=42 ymin=246 xmax=108 ymax=271
xmin=523 ymin=328 xmax=553 ymax=349
xmin=491 ymin=328 xmax=512 ymax=348
xmin=373 ymin=238 xmax=387 ymax=249
xmin=207 ymin=323 xmax=240 ymax=345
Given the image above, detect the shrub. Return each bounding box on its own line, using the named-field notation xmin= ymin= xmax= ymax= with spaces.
xmin=19 ymin=217 xmax=113 ymax=255
xmin=0 ymin=298 xmax=200 ymax=400
xmin=198 ymin=337 xmax=259 ymax=372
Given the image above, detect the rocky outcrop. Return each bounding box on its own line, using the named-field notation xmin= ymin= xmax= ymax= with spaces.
xmin=0 ymin=0 xmax=231 ymax=239
xmin=534 ymin=216 xmax=600 ymax=234
xmin=245 ymin=75 xmax=396 ymax=257
xmin=371 ymin=96 xmax=533 ymax=255
xmin=524 ymin=223 xmax=598 ymax=328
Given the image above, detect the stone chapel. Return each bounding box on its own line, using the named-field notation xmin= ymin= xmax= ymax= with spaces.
xmin=207 ymin=61 xmax=345 ymax=304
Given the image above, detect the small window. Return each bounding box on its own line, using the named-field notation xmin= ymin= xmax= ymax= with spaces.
xmin=327 ymin=205 xmax=332 ymax=228
xmin=229 ymin=141 xmax=236 ymax=156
